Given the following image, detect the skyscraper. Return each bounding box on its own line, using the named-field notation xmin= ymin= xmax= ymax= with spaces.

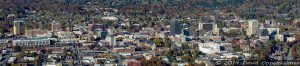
xmin=247 ymin=20 xmax=259 ymax=36
xmin=106 ymin=34 xmax=116 ymax=46
xmin=170 ymin=19 xmax=181 ymax=35
xmin=13 ymin=20 xmax=25 ymax=35
xmin=87 ymin=23 xmax=95 ymax=42
xmin=213 ymin=23 xmax=220 ymax=35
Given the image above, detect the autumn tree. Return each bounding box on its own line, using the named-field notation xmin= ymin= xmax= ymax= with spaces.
xmin=153 ymin=38 xmax=162 ymax=47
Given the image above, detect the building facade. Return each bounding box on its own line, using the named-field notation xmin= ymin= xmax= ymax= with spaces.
xmin=199 ymin=23 xmax=214 ymax=31
xmin=13 ymin=38 xmax=51 ymax=47
xmin=25 ymin=29 xmax=48 ymax=37
xmin=247 ymin=20 xmax=259 ymax=36
xmin=13 ymin=20 xmax=25 ymax=35
xmin=51 ymin=22 xmax=61 ymax=32
xmin=170 ymin=19 xmax=181 ymax=35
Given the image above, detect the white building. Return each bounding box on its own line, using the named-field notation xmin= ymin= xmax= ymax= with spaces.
xmin=106 ymin=35 xmax=116 ymax=46
xmin=213 ymin=24 xmax=220 ymax=35
xmin=13 ymin=38 xmax=51 ymax=47
xmin=287 ymin=37 xmax=296 ymax=42
xmin=276 ymin=34 xmax=284 ymax=41
xmin=247 ymin=20 xmax=259 ymax=36
xmin=43 ymin=62 xmax=62 ymax=66
xmin=198 ymin=42 xmax=223 ymax=54
xmin=56 ymin=31 xmax=77 ymax=43
xmin=266 ymin=28 xmax=280 ymax=34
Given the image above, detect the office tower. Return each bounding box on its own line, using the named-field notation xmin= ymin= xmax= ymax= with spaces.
xmin=106 ymin=35 xmax=116 ymax=46
xmin=170 ymin=19 xmax=181 ymax=35
xmin=13 ymin=20 xmax=25 ymax=35
xmin=213 ymin=24 xmax=220 ymax=35
xmin=87 ymin=24 xmax=95 ymax=42
xmin=67 ymin=21 xmax=73 ymax=32
xmin=87 ymin=31 xmax=94 ymax=42
xmin=247 ymin=20 xmax=259 ymax=36
xmin=51 ymin=21 xmax=61 ymax=32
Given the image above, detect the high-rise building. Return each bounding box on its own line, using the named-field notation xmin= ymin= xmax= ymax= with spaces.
xmin=213 ymin=23 xmax=220 ymax=35
xmin=88 ymin=23 xmax=95 ymax=43
xmin=51 ymin=22 xmax=61 ymax=32
xmin=106 ymin=35 xmax=116 ymax=46
xmin=170 ymin=19 xmax=181 ymax=35
xmin=13 ymin=20 xmax=25 ymax=35
xmin=87 ymin=31 xmax=94 ymax=42
xmin=247 ymin=20 xmax=259 ymax=36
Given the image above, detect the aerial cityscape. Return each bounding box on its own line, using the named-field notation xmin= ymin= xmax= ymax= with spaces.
xmin=1 ymin=0 xmax=300 ymax=66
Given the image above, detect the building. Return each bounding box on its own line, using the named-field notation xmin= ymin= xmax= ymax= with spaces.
xmin=198 ymin=42 xmax=223 ymax=54
xmin=213 ymin=24 xmax=220 ymax=35
xmin=56 ymin=31 xmax=77 ymax=43
xmin=25 ymin=29 xmax=48 ymax=37
xmin=43 ymin=62 xmax=62 ymax=66
xmin=106 ymin=35 xmax=116 ymax=46
xmin=125 ymin=59 xmax=141 ymax=66
xmin=112 ymin=47 xmax=135 ymax=53
xmin=51 ymin=21 xmax=61 ymax=32
xmin=87 ymin=23 xmax=102 ymax=42
xmin=87 ymin=24 xmax=94 ymax=42
xmin=276 ymin=34 xmax=286 ymax=42
xmin=247 ymin=20 xmax=259 ymax=36
xmin=258 ymin=28 xmax=268 ymax=36
xmin=13 ymin=20 xmax=25 ymax=35
xmin=12 ymin=38 xmax=51 ymax=47
xmin=199 ymin=23 xmax=214 ymax=31
xmin=170 ymin=19 xmax=181 ymax=35
xmin=87 ymin=31 xmax=94 ymax=42
xmin=266 ymin=28 xmax=280 ymax=35
xmin=182 ymin=23 xmax=190 ymax=36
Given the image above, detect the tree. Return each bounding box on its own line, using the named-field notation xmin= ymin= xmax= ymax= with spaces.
xmin=196 ymin=62 xmax=206 ymax=66
xmin=291 ymin=45 xmax=298 ymax=59
xmin=182 ymin=55 xmax=192 ymax=62
xmin=70 ymin=60 xmax=74 ymax=65
xmin=181 ymin=43 xmax=189 ymax=49
xmin=163 ymin=38 xmax=171 ymax=48
xmin=287 ymin=26 xmax=293 ymax=31
xmin=34 ymin=55 xmax=40 ymax=66
xmin=266 ymin=40 xmax=273 ymax=53
xmin=153 ymin=38 xmax=162 ymax=47
xmin=279 ymin=25 xmax=286 ymax=32
xmin=191 ymin=49 xmax=199 ymax=59
xmin=275 ymin=40 xmax=281 ymax=46
xmin=234 ymin=45 xmax=241 ymax=52
xmin=258 ymin=49 xmax=266 ymax=60
xmin=226 ymin=30 xmax=238 ymax=37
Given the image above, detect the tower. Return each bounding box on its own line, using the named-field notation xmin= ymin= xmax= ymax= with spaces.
xmin=106 ymin=35 xmax=116 ymax=46
xmin=170 ymin=19 xmax=181 ymax=35
xmin=247 ymin=20 xmax=259 ymax=36
xmin=213 ymin=23 xmax=220 ymax=35
xmin=13 ymin=20 xmax=25 ymax=35
xmin=87 ymin=23 xmax=95 ymax=42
